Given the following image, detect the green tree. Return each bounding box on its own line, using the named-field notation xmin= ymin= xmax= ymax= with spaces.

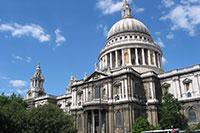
xmin=132 ymin=117 xmax=150 ymax=133
xmin=159 ymin=91 xmax=187 ymax=129
xmin=0 ymin=93 xmax=76 ymax=133
xmin=0 ymin=93 xmax=28 ymax=133
xmin=27 ymin=104 xmax=76 ymax=133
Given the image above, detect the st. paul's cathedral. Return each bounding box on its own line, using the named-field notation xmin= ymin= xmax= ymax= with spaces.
xmin=25 ymin=1 xmax=200 ymax=133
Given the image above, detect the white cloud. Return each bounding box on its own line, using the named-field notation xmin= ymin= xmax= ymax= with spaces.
xmin=97 ymin=0 xmax=132 ymax=15
xmin=166 ymin=32 xmax=174 ymax=39
xmin=0 ymin=23 xmax=50 ymax=42
xmin=13 ymin=55 xmax=23 ymax=61
xmin=161 ymin=0 xmax=200 ymax=36
xmin=162 ymin=0 xmax=175 ymax=8
xmin=155 ymin=37 xmax=165 ymax=48
xmin=1 ymin=76 xmax=10 ymax=80
xmin=135 ymin=7 xmax=145 ymax=13
xmin=9 ymin=80 xmax=27 ymax=88
xmin=12 ymin=55 xmax=32 ymax=63
xmin=162 ymin=56 xmax=168 ymax=65
xmin=180 ymin=0 xmax=200 ymax=5
xmin=55 ymin=29 xmax=66 ymax=46
xmin=26 ymin=56 xmax=32 ymax=63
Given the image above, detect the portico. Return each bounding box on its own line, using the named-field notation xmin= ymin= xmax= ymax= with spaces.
xmin=84 ymin=109 xmax=107 ymax=133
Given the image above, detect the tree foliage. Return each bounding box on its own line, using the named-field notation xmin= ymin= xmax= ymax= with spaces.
xmin=27 ymin=104 xmax=75 ymax=133
xmin=194 ymin=123 xmax=200 ymax=130
xmin=132 ymin=117 xmax=151 ymax=133
xmin=159 ymin=91 xmax=187 ymax=129
xmin=0 ymin=93 xmax=76 ymax=133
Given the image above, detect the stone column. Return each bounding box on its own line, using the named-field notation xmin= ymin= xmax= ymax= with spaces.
xmin=92 ymin=110 xmax=95 ymax=133
xmin=105 ymin=111 xmax=109 ymax=133
xmin=105 ymin=55 xmax=107 ymax=68
xmin=119 ymin=83 xmax=122 ymax=99
xmin=150 ymin=82 xmax=155 ymax=99
xmin=148 ymin=49 xmax=151 ymax=66
xmin=175 ymin=77 xmax=182 ymax=98
xmin=115 ymin=51 xmax=118 ymax=68
xmin=142 ymin=48 xmax=146 ymax=65
xmin=128 ymin=49 xmax=131 ymax=65
xmin=153 ymin=51 xmax=156 ymax=67
xmin=99 ymin=110 xmax=102 ymax=133
xmin=122 ymin=49 xmax=125 ymax=66
xmin=110 ymin=53 xmax=112 ymax=69
xmin=99 ymin=59 xmax=102 ymax=70
xmin=121 ymin=80 xmax=124 ymax=99
xmin=108 ymin=83 xmax=112 ymax=100
xmin=124 ymin=79 xmax=128 ymax=99
xmin=108 ymin=109 xmax=114 ymax=133
xmin=157 ymin=53 xmax=161 ymax=68
xmin=159 ymin=56 xmax=162 ymax=68
xmin=84 ymin=111 xmax=88 ymax=133
xmin=172 ymin=77 xmax=178 ymax=98
xmin=135 ymin=48 xmax=139 ymax=65
xmin=195 ymin=74 xmax=200 ymax=94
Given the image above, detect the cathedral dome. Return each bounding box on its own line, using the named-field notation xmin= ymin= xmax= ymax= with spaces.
xmin=107 ymin=18 xmax=150 ymax=39
xmin=98 ymin=0 xmax=163 ymax=74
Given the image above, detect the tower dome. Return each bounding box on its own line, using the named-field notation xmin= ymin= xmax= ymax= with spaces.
xmin=107 ymin=18 xmax=150 ymax=39
xmin=99 ymin=0 xmax=163 ymax=74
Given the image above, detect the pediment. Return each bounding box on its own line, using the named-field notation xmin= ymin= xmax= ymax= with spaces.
xmin=84 ymin=71 xmax=108 ymax=82
xmin=183 ymin=78 xmax=192 ymax=84
xmin=161 ymin=82 xmax=170 ymax=88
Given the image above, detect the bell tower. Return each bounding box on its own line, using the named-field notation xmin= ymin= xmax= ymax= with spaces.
xmin=26 ymin=64 xmax=46 ymax=99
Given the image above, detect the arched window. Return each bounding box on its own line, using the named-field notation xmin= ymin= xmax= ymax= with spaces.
xmin=116 ymin=111 xmax=123 ymax=128
xmin=188 ymin=108 xmax=197 ymax=123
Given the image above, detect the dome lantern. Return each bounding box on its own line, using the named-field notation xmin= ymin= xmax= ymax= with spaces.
xmin=122 ymin=0 xmax=132 ymax=19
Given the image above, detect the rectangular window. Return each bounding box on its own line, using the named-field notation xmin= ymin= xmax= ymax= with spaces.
xmin=95 ymin=87 xmax=100 ymax=98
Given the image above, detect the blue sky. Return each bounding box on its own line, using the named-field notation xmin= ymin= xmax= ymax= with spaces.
xmin=0 ymin=0 xmax=200 ymax=96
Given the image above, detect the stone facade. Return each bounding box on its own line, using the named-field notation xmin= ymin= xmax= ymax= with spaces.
xmin=25 ymin=1 xmax=200 ymax=133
